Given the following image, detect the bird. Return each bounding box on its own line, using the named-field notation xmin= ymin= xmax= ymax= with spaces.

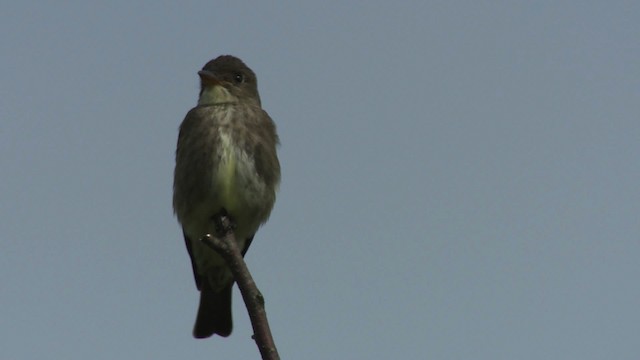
xmin=173 ymin=55 xmax=280 ymax=338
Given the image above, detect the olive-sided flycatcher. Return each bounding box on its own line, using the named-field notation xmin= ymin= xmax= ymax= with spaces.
xmin=173 ymin=55 xmax=280 ymax=339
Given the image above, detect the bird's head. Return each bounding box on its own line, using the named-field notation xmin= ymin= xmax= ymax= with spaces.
xmin=197 ymin=55 xmax=261 ymax=107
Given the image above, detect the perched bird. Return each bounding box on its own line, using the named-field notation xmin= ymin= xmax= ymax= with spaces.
xmin=173 ymin=55 xmax=280 ymax=338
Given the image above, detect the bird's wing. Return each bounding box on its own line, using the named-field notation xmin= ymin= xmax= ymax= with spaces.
xmin=183 ymin=232 xmax=202 ymax=290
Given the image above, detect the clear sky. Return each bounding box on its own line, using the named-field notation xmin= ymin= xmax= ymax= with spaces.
xmin=2 ymin=1 xmax=639 ymax=359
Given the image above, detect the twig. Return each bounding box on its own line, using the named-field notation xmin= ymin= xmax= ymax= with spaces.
xmin=201 ymin=216 xmax=280 ymax=360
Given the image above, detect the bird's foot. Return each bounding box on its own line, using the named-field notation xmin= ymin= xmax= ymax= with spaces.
xmin=211 ymin=210 xmax=236 ymax=237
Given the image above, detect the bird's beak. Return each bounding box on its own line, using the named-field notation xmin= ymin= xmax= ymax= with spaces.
xmin=198 ymin=70 xmax=220 ymax=86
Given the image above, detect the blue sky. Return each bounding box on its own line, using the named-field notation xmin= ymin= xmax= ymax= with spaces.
xmin=2 ymin=1 xmax=639 ymax=359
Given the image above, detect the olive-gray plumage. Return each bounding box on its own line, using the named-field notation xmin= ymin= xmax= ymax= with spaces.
xmin=173 ymin=55 xmax=280 ymax=338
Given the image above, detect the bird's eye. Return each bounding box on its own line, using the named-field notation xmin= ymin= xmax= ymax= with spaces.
xmin=233 ymin=73 xmax=244 ymax=83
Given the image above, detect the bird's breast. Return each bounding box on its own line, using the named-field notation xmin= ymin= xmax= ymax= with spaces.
xmin=214 ymin=129 xmax=270 ymax=222
xmin=216 ymin=131 xmax=242 ymax=211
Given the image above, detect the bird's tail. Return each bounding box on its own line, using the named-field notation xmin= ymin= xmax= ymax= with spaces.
xmin=193 ymin=283 xmax=233 ymax=338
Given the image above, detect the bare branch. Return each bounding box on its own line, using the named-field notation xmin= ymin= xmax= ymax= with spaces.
xmin=201 ymin=216 xmax=280 ymax=360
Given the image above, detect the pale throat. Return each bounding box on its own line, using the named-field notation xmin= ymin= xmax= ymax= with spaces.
xmin=198 ymin=85 xmax=239 ymax=106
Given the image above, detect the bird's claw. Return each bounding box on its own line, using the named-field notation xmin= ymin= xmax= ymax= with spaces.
xmin=211 ymin=210 xmax=236 ymax=237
